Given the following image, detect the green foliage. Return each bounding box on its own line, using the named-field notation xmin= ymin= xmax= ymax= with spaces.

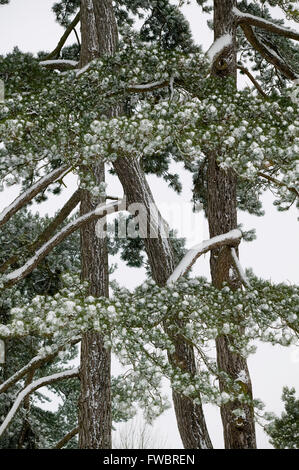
xmin=0 ymin=0 xmax=298 ymax=448
xmin=265 ymin=387 xmax=299 ymax=448
xmin=0 ymin=210 xmax=80 ymax=448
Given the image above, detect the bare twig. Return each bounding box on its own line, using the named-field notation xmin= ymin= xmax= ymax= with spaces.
xmin=237 ymin=65 xmax=268 ymax=97
xmin=258 ymin=171 xmax=299 ymax=198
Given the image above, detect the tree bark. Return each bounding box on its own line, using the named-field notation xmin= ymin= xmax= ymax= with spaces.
xmin=78 ymin=0 xmax=116 ymax=449
xmin=207 ymin=0 xmax=256 ymax=449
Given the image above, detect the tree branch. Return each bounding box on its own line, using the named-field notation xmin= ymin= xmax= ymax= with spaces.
xmin=54 ymin=426 xmax=79 ymax=449
xmin=240 ymin=23 xmax=298 ymax=80
xmin=0 ymin=368 xmax=79 ymax=438
xmin=234 ymin=7 xmax=299 ymax=41
xmin=258 ymin=171 xmax=299 ymax=198
xmin=167 ymin=229 xmax=243 ymax=284
xmin=0 ymin=336 xmax=80 ymax=394
xmin=237 ymin=65 xmax=268 ymax=98
xmin=3 ymin=199 xmax=125 ymax=288
xmin=43 ymin=12 xmax=80 ymax=61
xmin=0 ymin=189 xmax=82 ymax=274
xmin=0 ymin=165 xmax=69 ymax=229
xmin=40 ymin=59 xmax=78 ymax=71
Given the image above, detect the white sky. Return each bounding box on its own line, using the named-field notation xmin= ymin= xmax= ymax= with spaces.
xmin=0 ymin=0 xmax=298 ymax=449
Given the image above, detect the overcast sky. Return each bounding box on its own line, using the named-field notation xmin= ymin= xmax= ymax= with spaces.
xmin=0 ymin=0 xmax=298 ymax=449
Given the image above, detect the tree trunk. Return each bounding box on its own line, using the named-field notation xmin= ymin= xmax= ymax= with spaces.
xmin=79 ymin=0 xmax=212 ymax=449
xmin=207 ymin=0 xmax=256 ymax=449
xmin=114 ymin=156 xmax=213 ymax=449
xmin=78 ymin=0 xmax=117 ymax=449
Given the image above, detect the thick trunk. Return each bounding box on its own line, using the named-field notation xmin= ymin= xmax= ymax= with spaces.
xmin=78 ymin=0 xmax=116 ymax=449
xmin=114 ymin=157 xmax=212 ymax=449
xmin=78 ymin=162 xmax=111 ymax=449
xmin=79 ymin=0 xmax=118 ymax=67
xmin=207 ymin=0 xmax=256 ymax=449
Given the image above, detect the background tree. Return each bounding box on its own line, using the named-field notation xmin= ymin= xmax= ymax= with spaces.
xmin=265 ymin=387 xmax=299 ymax=449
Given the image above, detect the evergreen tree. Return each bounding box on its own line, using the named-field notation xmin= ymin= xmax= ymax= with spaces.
xmin=265 ymin=387 xmax=299 ymax=449
xmin=0 ymin=0 xmax=298 ymax=449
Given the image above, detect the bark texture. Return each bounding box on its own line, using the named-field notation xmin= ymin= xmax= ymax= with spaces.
xmin=207 ymin=0 xmax=256 ymax=449
xmin=78 ymin=0 xmax=116 ymax=449
xmin=78 ymin=162 xmax=112 ymax=449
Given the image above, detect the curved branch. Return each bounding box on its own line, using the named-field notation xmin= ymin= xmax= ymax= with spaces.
xmin=241 ymin=23 xmax=298 ymax=80
xmin=0 ymin=368 xmax=79 ymax=438
xmin=234 ymin=7 xmax=299 ymax=41
xmin=0 ymin=165 xmax=69 ymax=229
xmin=3 ymin=199 xmax=125 ymax=288
xmin=167 ymin=229 xmax=242 ymax=284
xmin=0 ymin=336 xmax=81 ymax=394
xmin=43 ymin=12 xmax=80 ymax=61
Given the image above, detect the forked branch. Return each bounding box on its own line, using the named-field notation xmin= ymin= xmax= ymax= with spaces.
xmin=240 ymin=23 xmax=298 ymax=80
xmin=43 ymin=12 xmax=80 ymax=61
xmin=234 ymin=7 xmax=299 ymax=41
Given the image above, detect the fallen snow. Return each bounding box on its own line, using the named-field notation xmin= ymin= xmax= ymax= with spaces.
xmin=207 ymin=34 xmax=233 ymax=63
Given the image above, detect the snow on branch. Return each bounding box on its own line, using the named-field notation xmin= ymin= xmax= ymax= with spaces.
xmin=233 ymin=7 xmax=299 ymax=41
xmin=0 ymin=336 xmax=80 ymax=394
xmin=230 ymin=247 xmax=250 ymax=288
xmin=0 ymin=165 xmax=69 ymax=229
xmin=127 ymin=79 xmax=170 ymax=93
xmin=167 ymin=229 xmax=242 ymax=284
xmin=40 ymin=60 xmax=78 ymax=71
xmin=0 ymin=368 xmax=79 ymax=438
xmin=241 ymin=23 xmax=298 ymax=80
xmin=3 ymin=199 xmax=125 ymax=288
xmin=207 ymin=34 xmax=233 ymax=64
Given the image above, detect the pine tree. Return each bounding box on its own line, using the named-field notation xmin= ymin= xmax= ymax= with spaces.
xmin=0 ymin=0 xmax=298 ymax=449
xmin=265 ymin=387 xmax=299 ymax=449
